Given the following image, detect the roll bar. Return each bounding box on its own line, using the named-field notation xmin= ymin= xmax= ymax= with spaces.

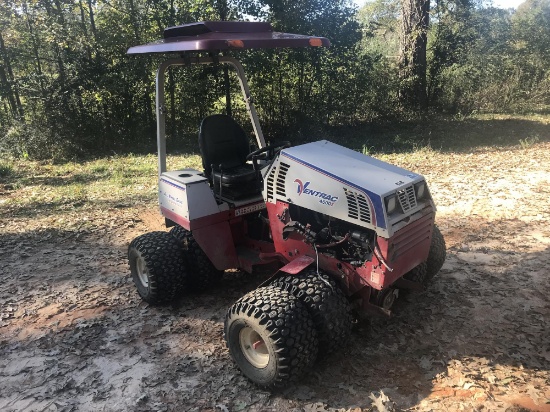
xmin=155 ymin=56 xmax=266 ymax=176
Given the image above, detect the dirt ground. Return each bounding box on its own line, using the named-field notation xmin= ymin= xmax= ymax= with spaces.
xmin=1 ymin=142 xmax=549 ymax=411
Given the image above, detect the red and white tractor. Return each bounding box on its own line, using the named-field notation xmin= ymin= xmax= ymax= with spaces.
xmin=127 ymin=21 xmax=446 ymax=387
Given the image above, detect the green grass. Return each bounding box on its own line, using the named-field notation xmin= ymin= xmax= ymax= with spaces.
xmin=328 ymin=113 xmax=550 ymax=155
xmin=0 ymin=153 xmax=202 ymax=217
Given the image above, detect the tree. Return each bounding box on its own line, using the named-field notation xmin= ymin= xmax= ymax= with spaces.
xmin=399 ymin=0 xmax=430 ymax=111
xmin=509 ymin=0 xmax=550 ymax=109
xmin=426 ymin=0 xmax=479 ymax=108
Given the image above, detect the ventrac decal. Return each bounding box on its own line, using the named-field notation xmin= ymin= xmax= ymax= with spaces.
xmin=294 ymin=179 xmax=339 ymax=207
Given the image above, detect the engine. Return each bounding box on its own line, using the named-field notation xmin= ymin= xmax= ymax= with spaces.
xmin=285 ymin=205 xmax=376 ymax=268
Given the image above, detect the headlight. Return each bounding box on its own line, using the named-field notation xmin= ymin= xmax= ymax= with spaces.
xmin=414 ymin=182 xmax=426 ymax=199
xmin=385 ymin=195 xmax=397 ymax=214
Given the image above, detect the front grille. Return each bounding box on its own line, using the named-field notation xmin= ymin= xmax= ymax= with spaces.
xmin=344 ymin=188 xmax=372 ymax=224
xmin=390 ymin=211 xmax=433 ymax=261
xmin=276 ymin=162 xmax=290 ymax=197
xmin=398 ymin=185 xmax=417 ymax=212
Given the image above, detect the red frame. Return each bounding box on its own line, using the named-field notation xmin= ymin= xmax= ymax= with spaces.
xmin=164 ymin=197 xmax=433 ymax=311
xmin=162 ymin=203 xmax=276 ymax=272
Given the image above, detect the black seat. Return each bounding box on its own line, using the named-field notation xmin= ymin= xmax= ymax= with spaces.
xmin=198 ymin=114 xmax=259 ymax=199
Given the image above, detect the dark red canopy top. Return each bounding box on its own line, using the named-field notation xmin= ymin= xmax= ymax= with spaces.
xmin=127 ymin=21 xmax=330 ymax=54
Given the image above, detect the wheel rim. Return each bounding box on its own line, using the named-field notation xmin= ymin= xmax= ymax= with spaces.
xmin=239 ymin=326 xmax=269 ymax=368
xmin=136 ymin=256 xmax=149 ymax=288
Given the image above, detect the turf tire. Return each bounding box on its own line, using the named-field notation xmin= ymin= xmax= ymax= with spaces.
xmin=224 ymin=286 xmax=318 ymax=387
xmin=169 ymin=225 xmax=223 ymax=291
xmin=128 ymin=231 xmax=187 ymax=304
xmin=404 ymin=261 xmax=428 ymax=284
xmin=426 ymin=224 xmax=446 ymax=281
xmin=270 ymin=269 xmax=353 ymax=354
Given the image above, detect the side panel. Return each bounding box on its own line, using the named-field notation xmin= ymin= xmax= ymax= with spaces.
xmin=192 ymin=221 xmax=239 ymax=270
xmin=266 ymin=154 xmax=388 ymax=236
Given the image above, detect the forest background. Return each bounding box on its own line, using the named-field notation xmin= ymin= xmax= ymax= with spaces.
xmin=0 ymin=0 xmax=549 ymax=160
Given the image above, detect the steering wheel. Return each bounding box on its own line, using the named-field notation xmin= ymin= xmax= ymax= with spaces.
xmin=246 ymin=141 xmax=291 ymax=161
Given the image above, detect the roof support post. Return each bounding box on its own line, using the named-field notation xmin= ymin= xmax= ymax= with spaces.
xmin=222 ymin=57 xmax=266 ymax=149
xmin=156 ymin=59 xmax=173 ymax=176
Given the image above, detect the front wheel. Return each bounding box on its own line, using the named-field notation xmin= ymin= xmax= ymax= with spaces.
xmin=270 ymin=270 xmax=353 ymax=354
xmin=224 ymin=286 xmax=318 ymax=387
xmin=404 ymin=261 xmax=427 ymax=284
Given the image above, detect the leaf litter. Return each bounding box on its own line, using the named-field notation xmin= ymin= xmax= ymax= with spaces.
xmin=1 ymin=142 xmax=549 ymax=411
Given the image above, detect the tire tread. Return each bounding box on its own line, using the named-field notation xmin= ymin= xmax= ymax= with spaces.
xmin=128 ymin=231 xmax=186 ymax=304
xmin=270 ymin=270 xmax=353 ymax=354
xmin=169 ymin=225 xmax=223 ymax=291
xmin=224 ymin=286 xmax=318 ymax=387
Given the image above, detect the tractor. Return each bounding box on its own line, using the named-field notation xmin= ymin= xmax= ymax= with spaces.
xmin=127 ymin=21 xmax=446 ymax=387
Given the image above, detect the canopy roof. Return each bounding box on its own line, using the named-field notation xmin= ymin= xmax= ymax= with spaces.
xmin=127 ymin=21 xmax=330 ymax=54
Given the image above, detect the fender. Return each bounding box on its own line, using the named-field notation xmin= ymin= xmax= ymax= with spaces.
xmin=278 ymin=255 xmax=315 ymax=275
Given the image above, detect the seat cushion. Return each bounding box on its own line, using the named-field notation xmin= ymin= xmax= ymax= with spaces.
xmin=212 ymin=165 xmax=257 ymax=186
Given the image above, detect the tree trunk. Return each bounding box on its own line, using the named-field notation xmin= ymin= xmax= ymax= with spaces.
xmin=169 ymin=69 xmax=176 ymax=139
xmin=399 ymin=0 xmax=430 ymax=112
xmin=0 ymin=31 xmax=24 ymax=119
xmin=0 ymin=64 xmax=17 ymax=118
xmin=214 ymin=0 xmax=230 ymax=21
xmin=127 ymin=0 xmax=154 ymax=135
xmin=43 ymin=0 xmax=66 ymax=85
xmin=87 ymin=0 xmax=97 ymax=37
xmin=23 ymin=1 xmax=44 ymax=79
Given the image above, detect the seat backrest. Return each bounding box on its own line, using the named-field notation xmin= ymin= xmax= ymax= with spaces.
xmin=199 ymin=114 xmax=250 ymax=176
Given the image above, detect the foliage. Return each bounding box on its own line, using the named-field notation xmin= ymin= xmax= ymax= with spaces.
xmin=0 ymin=160 xmax=13 ymax=177
xmin=426 ymin=0 xmax=550 ymax=113
xmin=519 ymin=134 xmax=540 ymax=149
xmin=0 ymin=0 xmax=549 ymax=159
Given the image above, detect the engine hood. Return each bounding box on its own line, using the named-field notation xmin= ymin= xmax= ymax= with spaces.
xmin=280 ymin=140 xmax=423 ymax=196
xmin=264 ymin=140 xmax=433 ymax=237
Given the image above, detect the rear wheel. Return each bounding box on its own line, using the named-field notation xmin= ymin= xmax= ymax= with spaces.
xmin=169 ymin=225 xmax=223 ymax=291
xmin=224 ymin=286 xmax=318 ymax=387
xmin=426 ymin=224 xmax=446 ymax=281
xmin=270 ymin=270 xmax=353 ymax=354
xmin=128 ymin=231 xmax=187 ymax=304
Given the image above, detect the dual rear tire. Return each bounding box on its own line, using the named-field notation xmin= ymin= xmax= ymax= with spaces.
xmin=270 ymin=270 xmax=353 ymax=354
xmin=224 ymin=270 xmax=353 ymax=387
xmin=225 ymin=286 xmax=319 ymax=387
xmin=168 ymin=225 xmax=223 ymax=291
